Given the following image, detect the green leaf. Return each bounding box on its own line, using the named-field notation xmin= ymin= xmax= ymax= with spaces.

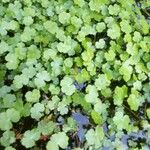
xmin=95 ymin=126 xmax=104 ymax=142
xmin=6 ymin=108 xmax=20 ymax=123
xmin=89 ymin=0 xmax=108 ymax=12
xmin=49 ymin=84 xmax=60 ymax=95
xmin=72 ymin=92 xmax=92 ymax=112
xmin=133 ymin=80 xmax=142 ymax=90
xmin=44 ymin=21 xmax=58 ymax=34
xmin=58 ymin=106 xmax=68 ymax=115
xmin=0 ymin=130 xmax=16 ymax=147
xmin=146 ymin=108 xmax=150 ymax=119
xmin=120 ymin=20 xmax=132 ymax=33
xmin=22 ymin=66 xmax=36 ymax=79
xmin=0 ymin=85 xmax=11 ymax=98
xmin=13 ymin=74 xmax=29 ymax=89
xmin=63 ymin=117 xmax=77 ymax=132
xmin=108 ymin=4 xmax=120 ymax=16
xmin=127 ymin=90 xmax=144 ymax=111
xmin=107 ymin=23 xmax=120 ymax=39
xmin=95 ymin=74 xmax=110 ymax=91
xmin=43 ymin=49 xmax=57 ymax=61
xmin=57 ymin=37 xmax=77 ymax=55
xmin=0 ymin=41 xmax=10 ymax=55
xmin=21 ymin=27 xmax=36 ymax=42
xmin=25 ymin=89 xmax=40 ymax=103
xmin=91 ymin=110 xmax=102 ymax=124
xmin=85 ymin=129 xmax=95 ymax=146
xmin=96 ymin=22 xmax=106 ymax=33
xmin=5 ymin=53 xmax=19 ymax=70
xmin=113 ymin=85 xmax=128 ymax=106
xmin=95 ymin=39 xmax=105 ymax=49
xmin=85 ymin=85 xmax=99 ymax=104
xmin=101 ymin=87 xmax=112 ymax=98
xmin=94 ymin=101 xmax=108 ymax=115
xmin=113 ymin=111 xmax=130 ymax=130
xmin=14 ymin=100 xmax=31 ymax=117
xmin=46 ymin=141 xmax=59 ymax=150
xmin=119 ymin=64 xmax=133 ymax=81
xmin=34 ymin=70 xmax=51 ymax=88
xmin=51 ymin=132 xmax=69 ymax=149
xmin=85 ymin=126 xmax=104 ymax=148
xmin=133 ymin=31 xmax=142 ymax=42
xmin=21 ymin=129 xmax=41 ymax=148
xmin=60 ymin=76 xmax=76 ymax=96
xmin=57 ymin=96 xmax=72 ymax=115
xmin=74 ymin=0 xmax=85 ymax=7
xmin=23 ymin=16 xmax=33 ymax=26
xmin=75 ymin=69 xmax=90 ymax=83
xmin=104 ymin=49 xmax=116 ymax=61
xmin=0 ymin=108 xmax=20 ymax=131
xmin=30 ymin=103 xmax=45 ymax=120
xmin=38 ymin=120 xmax=56 ymax=135
xmin=59 ymin=12 xmax=71 ymax=24
xmin=64 ymin=58 xmax=73 ymax=68
xmin=8 ymin=20 xmax=19 ymax=31
xmin=2 ymin=94 xmax=16 ymax=108
xmin=5 ymin=146 xmax=16 ymax=150
xmin=0 ymin=112 xmax=12 ymax=131
xmin=57 ymin=42 xmax=71 ymax=54
xmin=47 ymin=96 xmax=60 ymax=110
xmin=27 ymin=45 xmax=40 ymax=60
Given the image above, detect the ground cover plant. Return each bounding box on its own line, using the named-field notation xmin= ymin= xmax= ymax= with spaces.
xmin=0 ymin=0 xmax=150 ymax=150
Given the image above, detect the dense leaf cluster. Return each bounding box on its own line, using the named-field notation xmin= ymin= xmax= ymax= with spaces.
xmin=0 ymin=0 xmax=150 ymax=150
